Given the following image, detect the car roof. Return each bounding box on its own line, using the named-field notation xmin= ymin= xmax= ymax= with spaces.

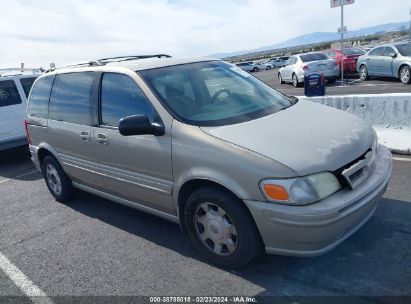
xmin=44 ymin=57 xmax=220 ymax=76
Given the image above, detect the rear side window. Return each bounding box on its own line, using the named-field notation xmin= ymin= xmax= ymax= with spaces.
xmin=27 ymin=76 xmax=54 ymax=118
xmin=370 ymin=47 xmax=384 ymax=56
xmin=20 ymin=77 xmax=37 ymax=98
xmin=49 ymin=72 xmax=94 ymax=125
xmin=0 ymin=80 xmax=22 ymax=107
xmin=100 ymin=73 xmax=153 ymax=127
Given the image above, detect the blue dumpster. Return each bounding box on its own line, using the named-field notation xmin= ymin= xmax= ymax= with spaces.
xmin=304 ymin=73 xmax=325 ymax=97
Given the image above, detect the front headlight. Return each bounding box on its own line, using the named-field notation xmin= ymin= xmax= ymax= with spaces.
xmin=260 ymin=172 xmax=342 ymax=205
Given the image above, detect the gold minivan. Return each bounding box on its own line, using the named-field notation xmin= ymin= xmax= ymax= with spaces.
xmin=26 ymin=55 xmax=392 ymax=268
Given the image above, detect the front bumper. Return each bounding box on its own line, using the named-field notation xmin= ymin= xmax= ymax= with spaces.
xmin=245 ymin=144 xmax=392 ymax=257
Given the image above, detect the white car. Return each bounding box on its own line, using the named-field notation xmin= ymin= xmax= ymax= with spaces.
xmin=0 ymin=69 xmax=40 ymax=150
xmin=278 ymin=52 xmax=339 ymax=87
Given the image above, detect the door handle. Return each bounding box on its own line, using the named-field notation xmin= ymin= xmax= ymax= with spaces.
xmin=80 ymin=131 xmax=90 ymax=141
xmin=96 ymin=133 xmax=109 ymax=144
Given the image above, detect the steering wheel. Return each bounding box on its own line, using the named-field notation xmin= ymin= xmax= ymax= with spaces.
xmin=210 ymin=88 xmax=231 ymax=104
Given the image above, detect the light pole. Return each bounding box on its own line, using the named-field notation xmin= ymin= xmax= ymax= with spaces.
xmin=409 ymin=8 xmax=411 ymax=43
xmin=341 ymin=3 xmax=345 ymax=85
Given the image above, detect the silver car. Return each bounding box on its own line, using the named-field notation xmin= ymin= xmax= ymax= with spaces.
xmin=278 ymin=52 xmax=340 ymax=87
xmin=356 ymin=42 xmax=411 ymax=84
xmin=26 ymin=55 xmax=392 ymax=268
xmin=235 ymin=61 xmax=259 ymax=72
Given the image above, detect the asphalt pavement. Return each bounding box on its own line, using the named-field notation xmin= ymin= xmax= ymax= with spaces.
xmin=0 ymin=147 xmax=410 ymax=303
xmin=253 ymin=68 xmax=411 ymax=96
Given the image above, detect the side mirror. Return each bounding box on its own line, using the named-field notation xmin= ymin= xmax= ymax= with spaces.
xmin=390 ymin=52 xmax=397 ymax=58
xmin=118 ymin=114 xmax=164 ymax=136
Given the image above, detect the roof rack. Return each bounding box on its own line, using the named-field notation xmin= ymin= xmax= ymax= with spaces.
xmin=0 ymin=67 xmax=44 ymax=77
xmin=45 ymin=54 xmax=172 ymax=73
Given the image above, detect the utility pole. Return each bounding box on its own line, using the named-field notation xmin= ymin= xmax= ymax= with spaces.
xmin=331 ymin=0 xmax=354 ymax=86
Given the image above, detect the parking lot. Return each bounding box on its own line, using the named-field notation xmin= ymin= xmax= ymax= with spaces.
xmin=253 ymin=68 xmax=411 ymax=96
xmin=0 ymin=141 xmax=410 ymax=303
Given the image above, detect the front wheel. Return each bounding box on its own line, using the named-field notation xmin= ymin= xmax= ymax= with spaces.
xmin=359 ymin=65 xmax=369 ymax=81
xmin=42 ymin=155 xmax=75 ymax=201
xmin=252 ymin=67 xmax=258 ymax=72
xmin=266 ymin=66 xmax=271 ymax=70
xmin=184 ymin=187 xmax=261 ymax=268
xmin=400 ymin=66 xmax=411 ymax=84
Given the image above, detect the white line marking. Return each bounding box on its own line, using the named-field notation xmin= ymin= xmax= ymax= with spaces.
xmin=393 ymin=157 xmax=411 ymax=162
xmin=0 ymin=170 xmax=40 ymax=185
xmin=0 ymin=252 xmax=54 ymax=304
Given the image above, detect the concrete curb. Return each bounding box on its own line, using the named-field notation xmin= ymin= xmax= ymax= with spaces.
xmin=297 ymin=93 xmax=411 ymax=155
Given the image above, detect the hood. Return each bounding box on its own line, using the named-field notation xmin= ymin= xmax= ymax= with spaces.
xmin=201 ymin=100 xmax=374 ymax=176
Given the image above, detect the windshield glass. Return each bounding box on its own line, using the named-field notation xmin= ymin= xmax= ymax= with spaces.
xmin=139 ymin=61 xmax=291 ymax=126
xmin=300 ymin=53 xmax=328 ymax=62
xmin=396 ymin=44 xmax=411 ymax=56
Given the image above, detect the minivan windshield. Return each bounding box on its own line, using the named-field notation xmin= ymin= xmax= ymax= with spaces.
xmin=396 ymin=44 xmax=411 ymax=56
xmin=139 ymin=61 xmax=291 ymax=126
xmin=299 ymin=53 xmax=328 ymax=62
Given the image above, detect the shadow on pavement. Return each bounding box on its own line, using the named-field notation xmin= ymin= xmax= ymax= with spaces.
xmin=62 ymin=190 xmax=411 ymax=297
xmin=0 ymin=146 xmax=40 ymax=181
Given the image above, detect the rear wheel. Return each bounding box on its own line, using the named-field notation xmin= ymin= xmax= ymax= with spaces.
xmin=327 ymin=78 xmax=337 ymax=85
xmin=42 ymin=155 xmax=75 ymax=202
xmin=252 ymin=67 xmax=258 ymax=72
xmin=266 ymin=66 xmax=271 ymax=70
xmin=399 ymin=66 xmax=411 ymax=84
xmin=184 ymin=187 xmax=261 ymax=268
xmin=292 ymin=73 xmax=300 ymax=87
xmin=359 ymin=65 xmax=369 ymax=81
xmin=278 ymin=73 xmax=285 ymax=84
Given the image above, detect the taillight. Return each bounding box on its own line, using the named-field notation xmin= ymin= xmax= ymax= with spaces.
xmin=302 ymin=65 xmax=309 ymax=71
xmin=24 ymin=119 xmax=32 ymax=145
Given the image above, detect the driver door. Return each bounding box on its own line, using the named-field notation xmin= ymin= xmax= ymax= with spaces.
xmin=94 ymin=72 xmax=174 ymax=214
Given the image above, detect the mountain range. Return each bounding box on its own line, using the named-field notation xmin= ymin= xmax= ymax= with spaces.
xmin=210 ymin=21 xmax=409 ymax=58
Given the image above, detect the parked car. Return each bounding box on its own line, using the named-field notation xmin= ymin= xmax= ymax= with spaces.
xmin=0 ymin=70 xmax=39 ymax=151
xmin=265 ymin=58 xmax=288 ymax=69
xmin=325 ymin=48 xmax=365 ymax=74
xmin=263 ymin=61 xmax=275 ymax=70
xmin=278 ymin=52 xmax=339 ymax=87
xmin=235 ymin=61 xmax=259 ymax=72
xmin=356 ymin=42 xmax=411 ymax=84
xmin=26 ymin=55 xmax=392 ymax=268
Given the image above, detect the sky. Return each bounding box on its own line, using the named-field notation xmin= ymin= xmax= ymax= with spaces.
xmin=0 ymin=0 xmax=409 ymax=68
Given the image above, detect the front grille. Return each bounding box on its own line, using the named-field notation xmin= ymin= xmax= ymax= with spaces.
xmin=334 ymin=143 xmax=377 ymax=190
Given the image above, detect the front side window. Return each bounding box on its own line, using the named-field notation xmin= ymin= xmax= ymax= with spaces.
xmin=396 ymin=44 xmax=411 ymax=56
xmin=20 ymin=77 xmax=37 ymax=98
xmin=49 ymin=72 xmax=94 ymax=125
xmin=27 ymin=76 xmax=54 ymax=118
xmin=383 ymin=47 xmax=395 ymax=57
xmin=100 ymin=73 xmax=154 ymax=127
xmin=0 ymin=80 xmax=22 ymax=107
xmin=139 ymin=61 xmax=291 ymax=126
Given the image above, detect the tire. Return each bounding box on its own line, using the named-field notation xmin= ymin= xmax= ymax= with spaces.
xmin=399 ymin=65 xmax=411 ymax=84
xmin=359 ymin=65 xmax=369 ymax=81
xmin=252 ymin=67 xmax=258 ymax=72
xmin=327 ymin=78 xmax=337 ymax=85
xmin=266 ymin=66 xmax=271 ymax=70
xmin=42 ymin=155 xmax=75 ymax=202
xmin=292 ymin=73 xmax=300 ymax=87
xmin=183 ymin=186 xmax=261 ymax=268
xmin=278 ymin=73 xmax=285 ymax=84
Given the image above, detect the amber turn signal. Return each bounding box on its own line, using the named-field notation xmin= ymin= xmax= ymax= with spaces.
xmin=263 ymin=184 xmax=289 ymax=201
